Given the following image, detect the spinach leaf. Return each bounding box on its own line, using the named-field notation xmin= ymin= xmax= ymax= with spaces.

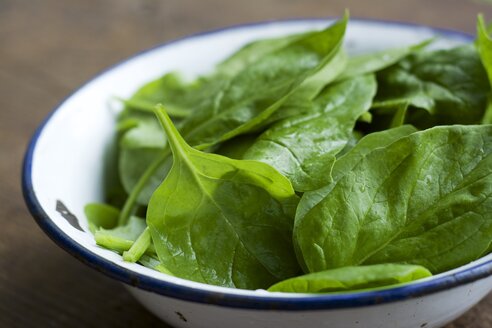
xmin=147 ymin=107 xmax=301 ymax=289
xmin=295 ymin=125 xmax=492 ymax=274
xmin=331 ymin=125 xmax=418 ymax=180
xmin=215 ymin=134 xmax=258 ymax=159
xmin=336 ymin=40 xmax=431 ymax=81
xmin=336 ymin=129 xmax=364 ymax=158
xmin=244 ymin=75 xmax=377 ymax=191
xmin=294 ymin=125 xmax=417 ymax=271
xmin=119 ymin=148 xmax=172 ymax=205
xmin=374 ymin=46 xmax=490 ymax=127
xmin=84 ymin=203 xmax=119 ymax=233
xmin=268 ymin=264 xmax=431 ymax=293
xmin=123 ymin=72 xmax=226 ymax=118
xmin=263 ymin=49 xmax=347 ymax=125
xmin=217 ymin=33 xmax=308 ymax=77
xmin=119 ymin=115 xmax=166 ymax=149
xmin=139 ymin=254 xmax=173 ymax=275
xmin=116 ymin=111 xmax=172 ymax=205
xmin=179 ymin=15 xmax=348 ymax=149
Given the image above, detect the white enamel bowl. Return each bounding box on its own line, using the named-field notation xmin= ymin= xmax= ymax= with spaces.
xmin=23 ymin=19 xmax=492 ymax=328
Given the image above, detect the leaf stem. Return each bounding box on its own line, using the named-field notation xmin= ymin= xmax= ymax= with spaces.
xmin=122 ymin=227 xmax=151 ymax=262
xmin=154 ymin=105 xmax=190 ymax=155
xmin=117 ymin=150 xmax=169 ymax=226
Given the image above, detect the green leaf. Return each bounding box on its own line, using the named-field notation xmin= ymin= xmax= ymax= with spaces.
xmin=336 ymin=130 xmax=364 ymax=158
xmin=99 ymin=134 xmax=128 ymax=208
xmin=331 ymin=125 xmax=418 ymax=180
xmin=214 ymin=134 xmax=258 ymax=159
xmin=179 ymin=15 xmax=349 ymax=149
xmin=84 ymin=203 xmax=120 ymax=234
xmin=147 ymin=107 xmax=300 ymax=289
xmin=123 ymin=72 xmax=226 ymax=118
xmin=374 ymin=45 xmax=490 ymax=127
xmin=138 ymin=254 xmax=174 ymax=275
xmin=119 ymin=116 xmax=166 ymax=149
xmin=295 ymin=125 xmax=492 ymax=274
xmin=117 ymin=150 xmax=170 ymax=225
xmin=217 ymin=33 xmax=308 ymax=77
xmin=268 ymin=264 xmax=431 ymax=293
xmin=115 ymin=109 xmax=172 ymax=207
xmin=336 ymin=39 xmax=432 ymax=81
xmin=294 ymin=125 xmax=417 ymax=272
xmin=244 ymin=75 xmax=377 ymax=191
xmin=118 ymin=147 xmax=172 ymax=205
xmin=357 ymin=112 xmax=372 ymax=124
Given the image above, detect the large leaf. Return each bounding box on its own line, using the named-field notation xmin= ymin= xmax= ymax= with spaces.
xmin=147 ymin=107 xmax=300 ymax=289
xmin=244 ymin=75 xmax=377 ymax=191
xmin=294 ymin=125 xmax=417 ymax=272
xmin=179 ymin=15 xmax=349 ymax=148
xmin=295 ymin=125 xmax=492 ymax=274
xmin=268 ymin=264 xmax=431 ymax=293
xmin=374 ymin=46 xmax=490 ymax=127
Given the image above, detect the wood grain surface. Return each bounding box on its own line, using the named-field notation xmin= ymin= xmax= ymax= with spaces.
xmin=1 ymin=0 xmax=492 ymax=327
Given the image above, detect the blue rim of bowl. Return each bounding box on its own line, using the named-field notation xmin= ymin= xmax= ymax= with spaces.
xmin=22 ymin=18 xmax=492 ymax=311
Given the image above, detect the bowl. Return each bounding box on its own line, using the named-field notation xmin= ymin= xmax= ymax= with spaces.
xmin=23 ymin=18 xmax=492 ymax=328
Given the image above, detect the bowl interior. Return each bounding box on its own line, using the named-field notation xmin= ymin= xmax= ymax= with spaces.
xmin=25 ymin=18 xmax=491 ymax=299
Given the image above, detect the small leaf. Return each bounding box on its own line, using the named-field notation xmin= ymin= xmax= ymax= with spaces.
xmin=268 ymin=264 xmax=431 ymax=293
xmin=84 ymin=203 xmax=120 ymax=234
xmin=123 ymin=72 xmax=226 ymax=118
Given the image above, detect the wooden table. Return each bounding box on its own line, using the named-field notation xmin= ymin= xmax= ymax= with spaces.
xmin=2 ymin=0 xmax=492 ymax=326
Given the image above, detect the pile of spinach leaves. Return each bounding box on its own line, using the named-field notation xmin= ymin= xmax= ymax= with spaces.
xmin=85 ymin=14 xmax=492 ymax=293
